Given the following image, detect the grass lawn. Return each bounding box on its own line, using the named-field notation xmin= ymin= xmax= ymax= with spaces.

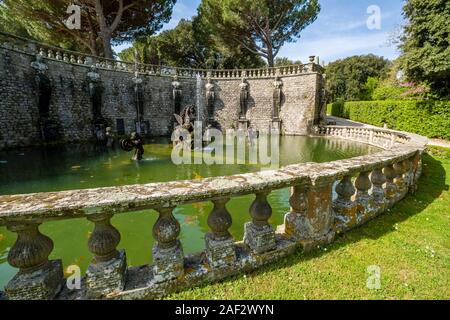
xmin=167 ymin=147 xmax=450 ymax=300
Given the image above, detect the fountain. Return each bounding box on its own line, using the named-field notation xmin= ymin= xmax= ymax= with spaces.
xmin=120 ymin=132 xmax=145 ymax=161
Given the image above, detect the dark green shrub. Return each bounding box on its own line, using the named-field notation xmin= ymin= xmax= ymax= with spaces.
xmin=331 ymin=100 xmax=450 ymax=140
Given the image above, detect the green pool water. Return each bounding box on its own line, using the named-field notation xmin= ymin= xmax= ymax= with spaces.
xmin=0 ymin=136 xmax=380 ymax=290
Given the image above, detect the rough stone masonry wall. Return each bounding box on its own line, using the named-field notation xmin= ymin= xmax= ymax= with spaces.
xmin=0 ymin=46 xmax=323 ymax=150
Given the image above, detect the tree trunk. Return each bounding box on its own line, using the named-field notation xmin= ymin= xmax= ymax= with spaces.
xmin=94 ymin=0 xmax=114 ymax=59
xmin=102 ymin=33 xmax=113 ymax=59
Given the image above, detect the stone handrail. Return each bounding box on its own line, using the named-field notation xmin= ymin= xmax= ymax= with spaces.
xmin=0 ymin=125 xmax=427 ymax=300
xmin=0 ymin=31 xmax=322 ymax=79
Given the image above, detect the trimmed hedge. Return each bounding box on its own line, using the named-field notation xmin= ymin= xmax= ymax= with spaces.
xmin=328 ymin=100 xmax=450 ymax=140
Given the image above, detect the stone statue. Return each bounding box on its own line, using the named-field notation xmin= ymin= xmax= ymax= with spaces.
xmin=272 ymin=75 xmax=283 ymax=120
xmin=121 ymin=132 xmax=144 ymax=161
xmin=106 ymin=127 xmax=115 ymax=148
xmin=239 ymin=78 xmax=249 ymax=119
xmin=205 ymin=77 xmax=215 ymax=120
xmin=173 ymin=105 xmax=196 ymax=149
xmin=172 ymin=75 xmax=182 ymax=115
xmin=133 ymin=71 xmax=145 ymax=127
xmin=87 ymin=65 xmax=103 ymax=123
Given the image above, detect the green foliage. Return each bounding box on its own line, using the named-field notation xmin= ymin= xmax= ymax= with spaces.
xmin=328 ymin=100 xmax=345 ymax=117
xmin=332 ymin=100 xmax=450 ymax=140
xmin=0 ymin=0 xmax=176 ymax=58
xmin=372 ymin=85 xmax=409 ymax=100
xmin=399 ymin=0 xmax=450 ymax=97
xmin=119 ymin=18 xmax=265 ymax=69
xmin=198 ymin=0 xmax=320 ymax=66
xmin=274 ymin=57 xmax=303 ymax=67
xmin=325 ymin=55 xmax=391 ymax=102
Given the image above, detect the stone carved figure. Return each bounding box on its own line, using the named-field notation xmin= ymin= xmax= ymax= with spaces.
xmin=173 ymin=105 xmax=196 ymax=150
xmin=172 ymin=75 xmax=182 ymax=116
xmin=272 ymin=75 xmax=283 ymax=120
xmin=106 ymin=127 xmax=115 ymax=148
xmin=205 ymin=77 xmax=215 ymax=120
xmin=87 ymin=65 xmax=103 ymax=123
xmin=133 ymin=71 xmax=145 ymax=129
xmin=121 ymin=132 xmax=144 ymax=161
xmin=239 ymin=78 xmax=249 ymax=119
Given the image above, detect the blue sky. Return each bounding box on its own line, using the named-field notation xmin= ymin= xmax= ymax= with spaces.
xmin=114 ymin=0 xmax=405 ymax=64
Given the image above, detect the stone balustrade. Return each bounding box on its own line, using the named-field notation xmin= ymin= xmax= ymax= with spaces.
xmin=0 ymin=124 xmax=427 ymax=300
xmin=0 ymin=31 xmax=320 ymax=79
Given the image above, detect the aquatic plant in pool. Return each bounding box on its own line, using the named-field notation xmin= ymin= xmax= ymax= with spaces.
xmin=0 ymin=136 xmax=379 ymax=290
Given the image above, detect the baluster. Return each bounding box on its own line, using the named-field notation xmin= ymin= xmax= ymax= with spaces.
xmin=333 ymin=175 xmax=357 ymax=232
xmin=39 ymin=47 xmax=46 ymax=57
xmin=383 ymin=164 xmax=397 ymax=207
xmin=47 ymin=49 xmax=54 ymax=59
xmin=354 ymin=171 xmax=375 ymax=222
xmin=403 ymin=159 xmax=414 ymax=193
xmin=205 ymin=198 xmax=236 ymax=269
xmin=55 ymin=51 xmax=62 ymax=60
xmin=70 ymin=54 xmax=76 ymax=63
xmin=244 ymin=192 xmax=276 ymax=254
xmin=5 ymin=223 xmax=63 ymax=300
xmin=86 ymin=213 xmax=126 ymax=298
xmin=393 ymin=161 xmax=407 ymax=198
xmin=283 ymin=185 xmax=309 ymax=239
xmin=411 ymin=152 xmax=422 ymax=191
xmin=370 ymin=168 xmax=387 ymax=213
xmin=152 ymin=207 xmax=184 ymax=283
xmin=63 ymin=53 xmax=69 ymax=62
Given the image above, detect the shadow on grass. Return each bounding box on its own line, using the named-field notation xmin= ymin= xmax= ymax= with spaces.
xmin=178 ymin=153 xmax=449 ymax=294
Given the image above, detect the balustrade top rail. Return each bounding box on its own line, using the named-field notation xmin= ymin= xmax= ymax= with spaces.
xmin=0 ymin=31 xmax=323 ymax=78
xmin=0 ymin=126 xmax=426 ymax=225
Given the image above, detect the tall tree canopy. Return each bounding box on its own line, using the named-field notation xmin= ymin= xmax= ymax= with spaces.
xmin=198 ymin=0 xmax=320 ymax=67
xmin=119 ymin=18 xmax=265 ymax=69
xmin=0 ymin=0 xmax=176 ymax=58
xmin=399 ymin=0 xmax=450 ymax=97
xmin=325 ymin=55 xmax=391 ymax=102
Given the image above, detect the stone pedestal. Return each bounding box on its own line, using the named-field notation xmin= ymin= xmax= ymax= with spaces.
xmin=205 ymin=233 xmax=236 ymax=269
xmin=244 ymin=222 xmax=276 ymax=254
xmin=5 ymin=260 xmax=63 ymax=300
xmin=238 ymin=118 xmax=249 ymax=131
xmin=86 ymin=250 xmax=127 ymax=298
xmin=271 ymin=119 xmax=281 ymax=132
xmin=152 ymin=241 xmax=184 ymax=283
xmin=333 ymin=202 xmax=357 ymax=233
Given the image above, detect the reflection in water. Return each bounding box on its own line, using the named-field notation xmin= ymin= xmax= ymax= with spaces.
xmin=0 ymin=136 xmax=380 ymax=290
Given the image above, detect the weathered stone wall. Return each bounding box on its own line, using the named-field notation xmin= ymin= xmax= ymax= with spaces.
xmin=0 ymin=45 xmax=323 ymax=150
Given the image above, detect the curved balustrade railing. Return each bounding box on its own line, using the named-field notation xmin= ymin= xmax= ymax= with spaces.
xmin=0 ymin=125 xmax=427 ymax=300
xmin=0 ymin=31 xmax=321 ymax=79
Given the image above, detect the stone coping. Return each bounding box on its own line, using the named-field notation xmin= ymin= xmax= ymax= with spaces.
xmin=0 ymin=126 xmax=427 ymax=225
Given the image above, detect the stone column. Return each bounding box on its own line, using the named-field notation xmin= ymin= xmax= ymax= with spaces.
xmin=86 ymin=213 xmax=127 ymax=298
xmin=383 ymin=164 xmax=397 ymax=208
xmin=354 ymin=171 xmax=375 ymax=223
xmin=333 ymin=175 xmax=356 ymax=233
xmin=205 ymin=198 xmax=236 ymax=269
xmin=283 ymin=185 xmax=308 ymax=239
xmin=5 ymin=223 xmax=63 ymax=300
xmin=244 ymin=192 xmax=276 ymax=254
xmin=152 ymin=207 xmax=184 ymax=283
xmin=370 ymin=168 xmax=387 ymax=214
